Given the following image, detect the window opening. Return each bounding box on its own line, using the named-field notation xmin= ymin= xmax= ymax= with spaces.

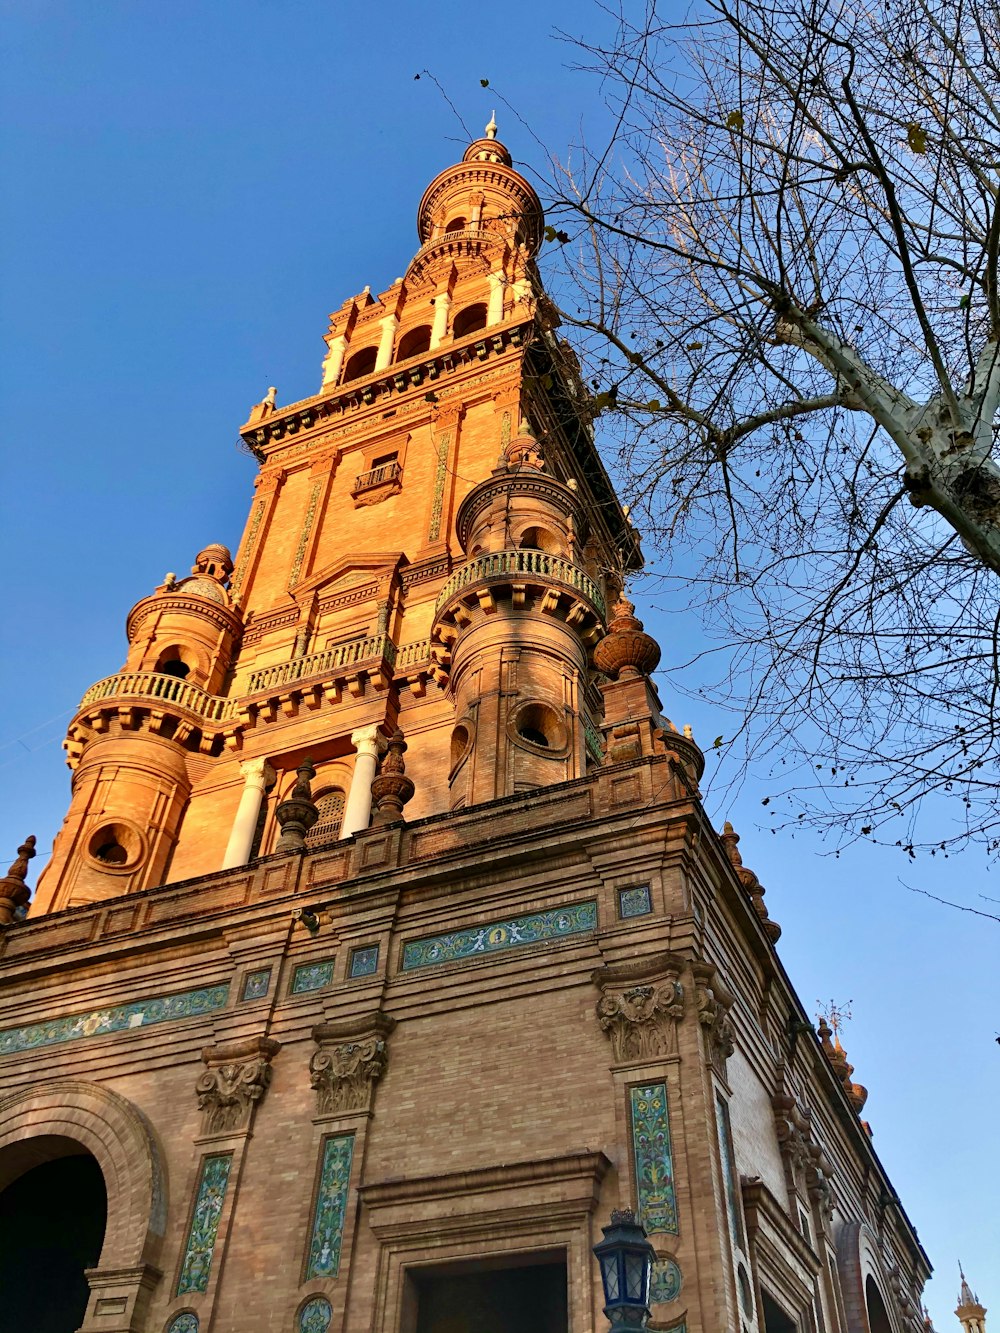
xmin=452 ymin=303 xmax=488 ymax=338
xmin=307 ymin=789 xmax=346 ymax=847
xmin=761 ymin=1290 xmax=798 ymax=1333
xmin=414 ymin=1258 xmax=567 ymax=1333
xmin=342 ymin=346 xmax=378 ymax=382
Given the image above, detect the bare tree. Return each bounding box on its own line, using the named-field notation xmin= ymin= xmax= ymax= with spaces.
xmin=546 ymin=0 xmax=1000 ymax=854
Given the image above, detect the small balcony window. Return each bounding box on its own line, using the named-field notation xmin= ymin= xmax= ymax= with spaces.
xmin=352 ymin=453 xmax=403 ymax=503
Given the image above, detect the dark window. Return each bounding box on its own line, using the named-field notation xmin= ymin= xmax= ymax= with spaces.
xmin=414 ymin=1258 xmax=567 ymax=1333
xmin=452 ymin=303 xmax=488 ymax=338
xmin=762 ymin=1291 xmax=798 ymax=1333
xmin=397 ymin=325 xmax=432 ymax=360
xmin=159 ymin=659 xmax=190 ymax=679
xmin=444 ymin=216 xmax=467 ymax=234
xmin=342 ymin=346 xmax=378 ymax=382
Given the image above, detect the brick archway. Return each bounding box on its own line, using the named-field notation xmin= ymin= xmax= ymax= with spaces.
xmin=835 ymin=1220 xmax=900 ymax=1333
xmin=0 ymin=1080 xmax=165 ymax=1330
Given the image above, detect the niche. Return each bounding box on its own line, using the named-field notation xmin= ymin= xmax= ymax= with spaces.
xmin=452 ymin=303 xmax=488 ymax=339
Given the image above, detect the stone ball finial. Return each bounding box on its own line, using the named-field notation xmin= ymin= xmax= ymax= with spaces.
xmin=371 ymin=729 xmax=415 ymax=826
xmin=593 ymin=595 xmax=661 ymax=680
xmin=275 ymin=760 xmax=319 ymax=853
xmin=0 ymin=835 xmax=36 ymax=926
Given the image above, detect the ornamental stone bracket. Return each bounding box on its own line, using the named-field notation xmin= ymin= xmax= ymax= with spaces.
xmin=195 ymin=1035 xmax=281 ymax=1137
xmin=592 ymin=952 xmax=687 ymax=1063
xmin=772 ymin=1062 xmax=834 ymax=1225
xmin=691 ymin=962 xmax=735 ymax=1078
xmin=310 ymin=1010 xmax=396 ymax=1118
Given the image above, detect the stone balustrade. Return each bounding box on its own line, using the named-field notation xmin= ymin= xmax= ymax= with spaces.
xmin=245 ymin=635 xmax=397 ymax=695
xmin=79 ymin=672 xmax=235 ymax=722
xmin=435 ymin=549 xmax=606 ymax=618
xmin=393 ymin=639 xmax=432 ymax=670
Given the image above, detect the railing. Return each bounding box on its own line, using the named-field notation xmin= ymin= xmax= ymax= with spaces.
xmin=78 ymin=672 xmax=234 ymax=722
xmin=245 ymin=634 xmax=397 ymax=695
xmin=583 ymin=716 xmax=606 ymax=763
xmin=394 ymin=639 xmax=432 ymax=671
xmin=435 ymin=549 xmax=606 ymax=618
xmin=353 ymin=460 xmax=402 ymax=493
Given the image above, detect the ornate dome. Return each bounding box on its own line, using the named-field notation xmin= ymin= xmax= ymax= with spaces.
xmin=178 ymin=576 xmax=227 ymax=604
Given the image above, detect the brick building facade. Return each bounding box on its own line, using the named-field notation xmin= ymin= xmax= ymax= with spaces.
xmin=0 ymin=124 xmax=936 ymax=1333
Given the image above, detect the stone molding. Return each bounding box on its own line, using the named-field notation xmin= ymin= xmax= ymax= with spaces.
xmin=692 ymin=962 xmax=735 ymax=1077
xmin=195 ymin=1036 xmax=281 ymax=1137
xmin=593 ymin=951 xmax=687 ymax=1063
xmin=310 ymin=1010 xmax=396 ymax=1118
xmin=771 ymin=1064 xmax=834 ymax=1222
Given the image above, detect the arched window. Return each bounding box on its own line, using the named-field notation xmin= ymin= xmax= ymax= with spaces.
xmin=342 ymin=346 xmax=378 ymax=383
xmin=307 ymin=789 xmax=346 ymax=847
xmin=452 ymin=303 xmax=488 ymax=339
xmin=518 ymin=526 xmax=561 ymax=555
xmin=444 ymin=216 xmax=467 ymax=234
xmin=397 ymin=325 xmax=432 ymax=361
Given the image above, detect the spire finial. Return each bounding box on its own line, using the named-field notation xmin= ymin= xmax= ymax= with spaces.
xmin=485 ymin=111 xmax=498 ymax=140
xmin=0 ymin=835 xmax=36 ymax=926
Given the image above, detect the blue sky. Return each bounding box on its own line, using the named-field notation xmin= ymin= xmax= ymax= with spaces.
xmin=0 ymin=3 xmax=995 ymax=1324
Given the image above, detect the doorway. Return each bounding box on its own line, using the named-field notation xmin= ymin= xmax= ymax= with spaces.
xmin=412 ymin=1255 xmax=568 ymax=1333
xmin=0 ymin=1139 xmax=107 ymax=1332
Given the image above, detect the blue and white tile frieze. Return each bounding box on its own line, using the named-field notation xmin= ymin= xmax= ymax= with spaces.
xmin=0 ymin=983 xmax=230 ymax=1058
xmin=401 ymin=900 xmax=597 ymax=971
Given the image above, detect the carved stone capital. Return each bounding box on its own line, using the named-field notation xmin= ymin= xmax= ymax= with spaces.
xmin=692 ymin=962 xmax=735 ymax=1076
xmin=196 ymin=1036 xmax=281 ymax=1136
xmin=310 ymin=1010 xmax=396 ymax=1118
xmin=593 ymin=952 xmax=687 ymax=1063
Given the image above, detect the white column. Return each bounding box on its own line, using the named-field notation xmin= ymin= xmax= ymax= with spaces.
xmin=487 ymin=272 xmax=507 ymax=325
xmin=321 ymin=334 xmax=347 ymax=388
xmin=222 ymin=758 xmax=274 ymax=869
xmin=430 ymin=292 xmax=452 ymax=349
xmin=375 ymin=315 xmax=398 ymax=371
xmin=341 ymin=726 xmax=384 ymax=838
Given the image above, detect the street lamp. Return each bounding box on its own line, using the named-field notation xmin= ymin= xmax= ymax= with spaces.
xmin=593 ymin=1208 xmax=656 ymax=1330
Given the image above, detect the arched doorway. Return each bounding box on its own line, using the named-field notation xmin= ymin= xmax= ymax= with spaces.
xmin=0 ymin=1136 xmax=107 ymax=1332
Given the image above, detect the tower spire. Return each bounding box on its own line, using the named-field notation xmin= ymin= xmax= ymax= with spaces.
xmin=956 ymin=1265 xmax=987 ymax=1333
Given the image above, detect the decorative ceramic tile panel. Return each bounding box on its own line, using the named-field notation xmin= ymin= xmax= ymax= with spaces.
xmin=240 ymin=968 xmax=271 ymax=1001
xmin=166 ymin=1314 xmax=199 ymax=1333
xmin=716 ymin=1093 xmax=745 ymax=1246
xmin=349 ymin=945 xmax=379 ymax=979
xmin=299 ymin=1297 xmax=333 ymax=1333
xmin=427 ymin=432 xmax=450 ymax=542
xmin=651 ymin=1258 xmax=683 ymax=1304
xmin=618 ymin=885 xmax=652 ymax=918
xmin=305 ymin=1135 xmax=355 ymax=1279
xmin=401 ymin=900 xmax=598 ymax=971
xmin=0 ymin=984 xmax=230 ymax=1058
xmin=630 ymin=1082 xmax=679 ymax=1234
xmin=176 ymin=1153 xmax=233 ymax=1295
xmin=291 ymin=959 xmax=335 ymax=995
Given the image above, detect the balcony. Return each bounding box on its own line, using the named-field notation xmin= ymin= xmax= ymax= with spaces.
xmin=435 ymin=549 xmax=606 ymax=619
xmin=244 ymin=635 xmax=397 ymax=695
xmin=78 ymin=671 xmax=234 ymax=724
xmin=351 ymin=459 xmax=402 ymax=505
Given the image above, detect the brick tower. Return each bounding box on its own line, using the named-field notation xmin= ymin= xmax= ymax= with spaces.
xmin=0 ymin=124 xmax=933 ymax=1333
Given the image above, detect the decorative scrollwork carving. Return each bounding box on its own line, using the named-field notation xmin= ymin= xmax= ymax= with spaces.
xmin=593 ymin=952 xmax=686 ymax=1064
xmin=310 ymin=1011 xmax=396 ymax=1117
xmin=196 ymin=1036 xmax=281 ymax=1136
xmin=692 ymin=962 xmax=735 ymax=1077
